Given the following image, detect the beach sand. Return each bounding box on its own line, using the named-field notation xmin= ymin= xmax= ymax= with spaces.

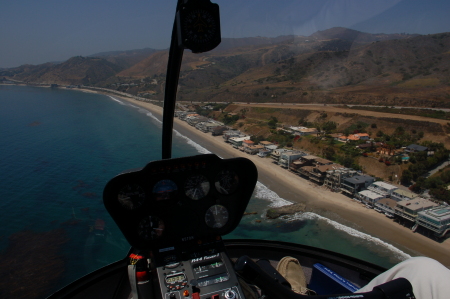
xmin=109 ymin=94 xmax=450 ymax=268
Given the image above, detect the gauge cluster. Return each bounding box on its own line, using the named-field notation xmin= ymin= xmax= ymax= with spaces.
xmin=103 ymin=154 xmax=257 ymax=250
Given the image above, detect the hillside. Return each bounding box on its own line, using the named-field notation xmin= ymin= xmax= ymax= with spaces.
xmin=3 ymin=27 xmax=450 ymax=108
xmin=88 ymin=48 xmax=161 ymax=69
xmin=2 ymin=56 xmax=124 ymax=86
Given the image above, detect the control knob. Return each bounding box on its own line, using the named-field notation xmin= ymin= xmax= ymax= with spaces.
xmin=224 ymin=289 xmax=236 ymax=299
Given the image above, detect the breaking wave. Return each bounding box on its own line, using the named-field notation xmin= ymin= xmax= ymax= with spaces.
xmin=108 ymin=96 xmax=125 ymax=105
xmin=291 ymin=212 xmax=411 ymax=261
xmin=253 ymin=181 xmax=411 ymax=261
xmin=124 ymin=101 xmax=211 ymax=154
xmin=254 ymin=182 xmax=293 ymax=207
xmin=173 ymin=130 xmax=211 ymax=154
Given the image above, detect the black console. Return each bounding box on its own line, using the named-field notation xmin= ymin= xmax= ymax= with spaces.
xmin=154 ymin=238 xmax=243 ymax=299
xmin=103 ymin=154 xmax=258 ymax=299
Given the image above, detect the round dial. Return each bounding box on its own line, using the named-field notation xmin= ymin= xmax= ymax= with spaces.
xmin=117 ymin=184 xmax=145 ymax=210
xmin=182 ymin=9 xmax=218 ymax=45
xmin=137 ymin=216 xmax=165 ymax=241
xmin=153 ymin=179 xmax=178 ymax=201
xmin=205 ymin=205 xmax=229 ymax=229
xmin=215 ymin=170 xmax=239 ymax=195
xmin=185 ymin=175 xmax=210 ymax=200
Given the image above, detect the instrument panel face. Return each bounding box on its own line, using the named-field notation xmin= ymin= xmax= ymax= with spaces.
xmin=103 ymin=154 xmax=257 ymax=250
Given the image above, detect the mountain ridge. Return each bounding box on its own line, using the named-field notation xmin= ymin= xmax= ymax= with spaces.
xmin=3 ymin=27 xmax=449 ymax=108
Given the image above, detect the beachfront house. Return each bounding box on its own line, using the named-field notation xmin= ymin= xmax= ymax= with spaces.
xmin=259 ymin=141 xmax=274 ymax=148
xmin=324 ymin=168 xmax=358 ymax=190
xmin=395 ymin=198 xmax=438 ymax=226
xmin=265 ymin=144 xmax=278 ymax=152
xmin=242 ymin=139 xmax=255 ymax=148
xmin=257 ymin=149 xmax=271 ymax=157
xmin=212 ymin=126 xmax=228 ymax=136
xmin=244 ymin=144 xmax=264 ymax=155
xmin=196 ymin=121 xmax=221 ymax=132
xmin=229 ymin=136 xmax=250 ymax=149
xmin=416 ymin=206 xmax=450 ymax=238
xmin=340 ymin=175 xmax=375 ymax=196
xmin=223 ymin=130 xmax=244 ymax=142
xmin=204 ymin=121 xmax=224 ymax=133
xmin=375 ymin=198 xmax=397 ymax=217
xmin=367 ymin=181 xmax=398 ymax=197
xmin=390 ymin=189 xmax=418 ymax=202
xmin=307 ymin=164 xmax=344 ymax=185
xmin=357 ymin=190 xmax=384 ymax=207
xmin=271 ymin=149 xmax=289 ymax=163
xmin=289 ymin=155 xmax=318 ymax=173
xmin=290 ymin=156 xmax=332 ymax=173
xmin=187 ymin=116 xmax=209 ymax=126
xmin=279 ymin=151 xmax=306 ymax=168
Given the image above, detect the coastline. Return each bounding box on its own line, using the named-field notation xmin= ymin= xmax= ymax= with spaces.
xmin=99 ymin=92 xmax=450 ymax=268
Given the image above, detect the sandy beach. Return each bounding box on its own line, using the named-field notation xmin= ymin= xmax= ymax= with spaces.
xmin=107 ymin=93 xmax=450 ymax=268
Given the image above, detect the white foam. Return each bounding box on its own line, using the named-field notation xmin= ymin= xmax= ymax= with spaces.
xmin=173 ymin=130 xmax=211 ymax=154
xmin=285 ymin=212 xmax=411 ymax=261
xmin=252 ymin=182 xmax=410 ymax=261
xmin=108 ymin=96 xmax=125 ymax=105
xmin=124 ymin=102 xmax=211 ymax=154
xmin=254 ymin=182 xmax=293 ymax=208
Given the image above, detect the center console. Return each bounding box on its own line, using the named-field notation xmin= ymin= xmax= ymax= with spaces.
xmin=103 ymin=154 xmax=258 ymax=299
xmin=154 ymin=238 xmax=243 ymax=299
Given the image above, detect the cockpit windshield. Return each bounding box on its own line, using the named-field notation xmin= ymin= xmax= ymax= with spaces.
xmin=1 ymin=1 xmax=450 ymax=298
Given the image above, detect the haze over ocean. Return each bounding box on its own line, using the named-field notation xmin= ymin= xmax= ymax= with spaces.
xmin=0 ymin=86 xmax=406 ymax=297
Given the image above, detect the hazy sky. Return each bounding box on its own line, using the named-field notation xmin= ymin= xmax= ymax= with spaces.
xmin=1 ymin=0 xmax=449 ymax=68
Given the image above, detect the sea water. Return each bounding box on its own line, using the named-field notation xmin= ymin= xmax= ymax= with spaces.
xmin=0 ymin=85 xmax=409 ymax=297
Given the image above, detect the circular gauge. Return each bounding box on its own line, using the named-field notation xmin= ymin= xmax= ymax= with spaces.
xmin=205 ymin=205 xmax=229 ymax=229
xmin=117 ymin=184 xmax=145 ymax=210
xmin=185 ymin=175 xmax=210 ymax=200
xmin=153 ymin=179 xmax=178 ymax=201
xmin=138 ymin=216 xmax=165 ymax=241
xmin=215 ymin=170 xmax=239 ymax=195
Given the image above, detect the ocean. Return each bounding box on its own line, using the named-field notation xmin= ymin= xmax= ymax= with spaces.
xmin=0 ymin=85 xmax=409 ymax=298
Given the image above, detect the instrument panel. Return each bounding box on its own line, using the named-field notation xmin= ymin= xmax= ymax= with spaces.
xmin=103 ymin=154 xmax=257 ymax=250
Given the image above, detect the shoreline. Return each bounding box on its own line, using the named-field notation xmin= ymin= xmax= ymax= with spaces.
xmin=98 ymin=92 xmax=450 ymax=268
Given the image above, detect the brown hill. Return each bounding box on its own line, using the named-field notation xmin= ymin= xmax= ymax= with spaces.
xmin=3 ymin=56 xmax=124 ymax=86
xmin=168 ymin=31 xmax=450 ymax=108
xmin=4 ymin=27 xmax=450 ymax=108
xmin=88 ymin=48 xmax=160 ymax=69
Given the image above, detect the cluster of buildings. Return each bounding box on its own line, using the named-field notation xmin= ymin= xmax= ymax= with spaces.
xmin=176 ymin=112 xmax=228 ymax=135
xmin=175 ymin=112 xmax=449 ymax=241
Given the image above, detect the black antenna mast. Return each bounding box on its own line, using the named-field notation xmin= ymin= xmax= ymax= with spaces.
xmin=162 ymin=0 xmax=221 ymax=159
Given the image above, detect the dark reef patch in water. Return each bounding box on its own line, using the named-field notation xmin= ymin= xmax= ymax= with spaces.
xmin=28 ymin=121 xmax=41 ymax=126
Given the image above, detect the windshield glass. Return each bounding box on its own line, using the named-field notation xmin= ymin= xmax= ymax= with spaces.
xmin=1 ymin=1 xmax=450 ymax=298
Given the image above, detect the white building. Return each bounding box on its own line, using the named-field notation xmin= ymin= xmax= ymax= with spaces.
xmin=391 ymin=189 xmax=418 ymax=202
xmin=367 ymin=181 xmax=398 ymax=197
xmin=416 ymin=206 xmax=450 ymax=238
xmin=357 ymin=190 xmax=384 ymax=206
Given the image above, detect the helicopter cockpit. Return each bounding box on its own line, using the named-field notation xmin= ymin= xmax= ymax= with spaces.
xmin=46 ymin=0 xmax=422 ymax=298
